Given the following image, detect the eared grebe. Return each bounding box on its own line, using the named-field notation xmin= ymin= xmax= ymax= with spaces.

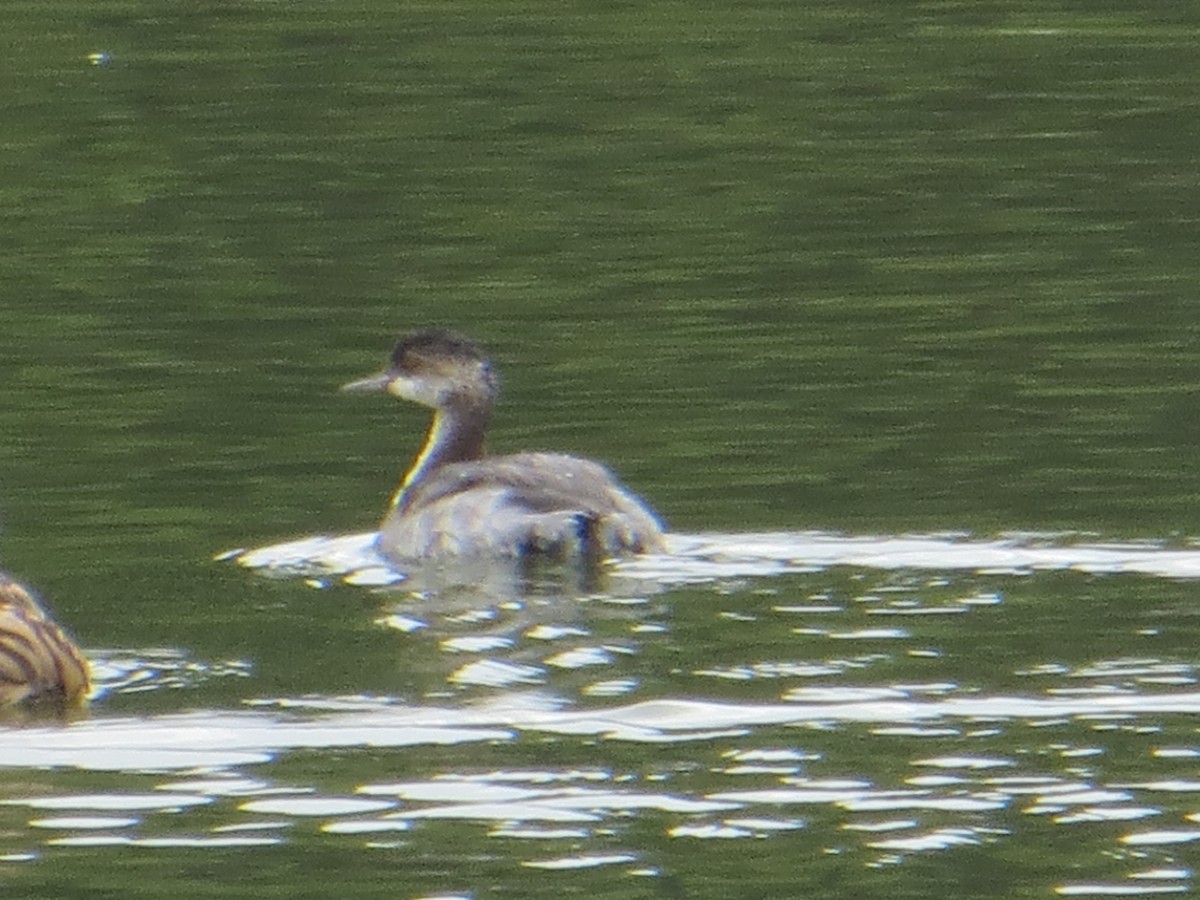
xmin=343 ymin=330 xmax=665 ymax=563
xmin=0 ymin=573 xmax=90 ymax=707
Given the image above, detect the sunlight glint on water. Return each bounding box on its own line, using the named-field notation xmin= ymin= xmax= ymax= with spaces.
xmin=3 ymin=526 xmax=1200 ymax=897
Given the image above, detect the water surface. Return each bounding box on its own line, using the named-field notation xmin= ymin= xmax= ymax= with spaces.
xmin=3 ymin=1 xmax=1200 ymax=897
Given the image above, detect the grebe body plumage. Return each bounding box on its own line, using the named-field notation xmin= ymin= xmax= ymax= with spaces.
xmin=344 ymin=331 xmax=665 ymax=563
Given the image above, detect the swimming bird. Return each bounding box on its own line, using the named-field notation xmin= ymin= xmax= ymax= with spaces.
xmin=343 ymin=330 xmax=665 ymax=563
xmin=0 ymin=573 xmax=90 ymax=707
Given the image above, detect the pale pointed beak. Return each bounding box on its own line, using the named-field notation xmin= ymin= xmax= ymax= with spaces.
xmin=340 ymin=372 xmax=394 ymax=393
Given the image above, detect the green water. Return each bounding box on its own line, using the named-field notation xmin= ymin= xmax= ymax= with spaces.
xmin=3 ymin=1 xmax=1200 ymax=897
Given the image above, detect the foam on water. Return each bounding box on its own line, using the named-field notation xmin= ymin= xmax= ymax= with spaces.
xmin=224 ymin=530 xmax=1200 ymax=585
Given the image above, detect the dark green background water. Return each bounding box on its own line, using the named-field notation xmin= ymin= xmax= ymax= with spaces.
xmin=3 ymin=1 xmax=1200 ymax=897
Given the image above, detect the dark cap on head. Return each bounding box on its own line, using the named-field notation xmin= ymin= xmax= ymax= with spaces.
xmin=390 ymin=330 xmax=487 ymax=371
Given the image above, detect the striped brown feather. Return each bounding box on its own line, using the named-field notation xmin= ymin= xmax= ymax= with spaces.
xmin=0 ymin=575 xmax=90 ymax=707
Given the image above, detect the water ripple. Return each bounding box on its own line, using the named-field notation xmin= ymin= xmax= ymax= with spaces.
xmin=224 ymin=530 xmax=1200 ymax=586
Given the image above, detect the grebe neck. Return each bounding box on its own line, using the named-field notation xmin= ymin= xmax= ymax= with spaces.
xmin=391 ymin=405 xmax=490 ymax=512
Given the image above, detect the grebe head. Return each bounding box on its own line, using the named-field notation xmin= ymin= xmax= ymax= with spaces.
xmin=342 ymin=330 xmax=498 ymax=411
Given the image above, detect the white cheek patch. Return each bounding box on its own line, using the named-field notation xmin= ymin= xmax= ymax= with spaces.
xmin=387 ymin=375 xmax=448 ymax=408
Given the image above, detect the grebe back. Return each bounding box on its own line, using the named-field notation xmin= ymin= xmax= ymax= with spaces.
xmin=343 ymin=330 xmax=665 ymax=562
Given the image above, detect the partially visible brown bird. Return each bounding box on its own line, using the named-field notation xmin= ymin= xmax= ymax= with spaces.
xmin=0 ymin=572 xmax=90 ymax=707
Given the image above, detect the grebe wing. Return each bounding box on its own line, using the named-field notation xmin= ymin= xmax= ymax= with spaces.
xmin=380 ymin=486 xmax=591 ymax=558
xmin=380 ymin=454 xmax=664 ymax=560
xmin=402 ymin=453 xmax=654 ymax=516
